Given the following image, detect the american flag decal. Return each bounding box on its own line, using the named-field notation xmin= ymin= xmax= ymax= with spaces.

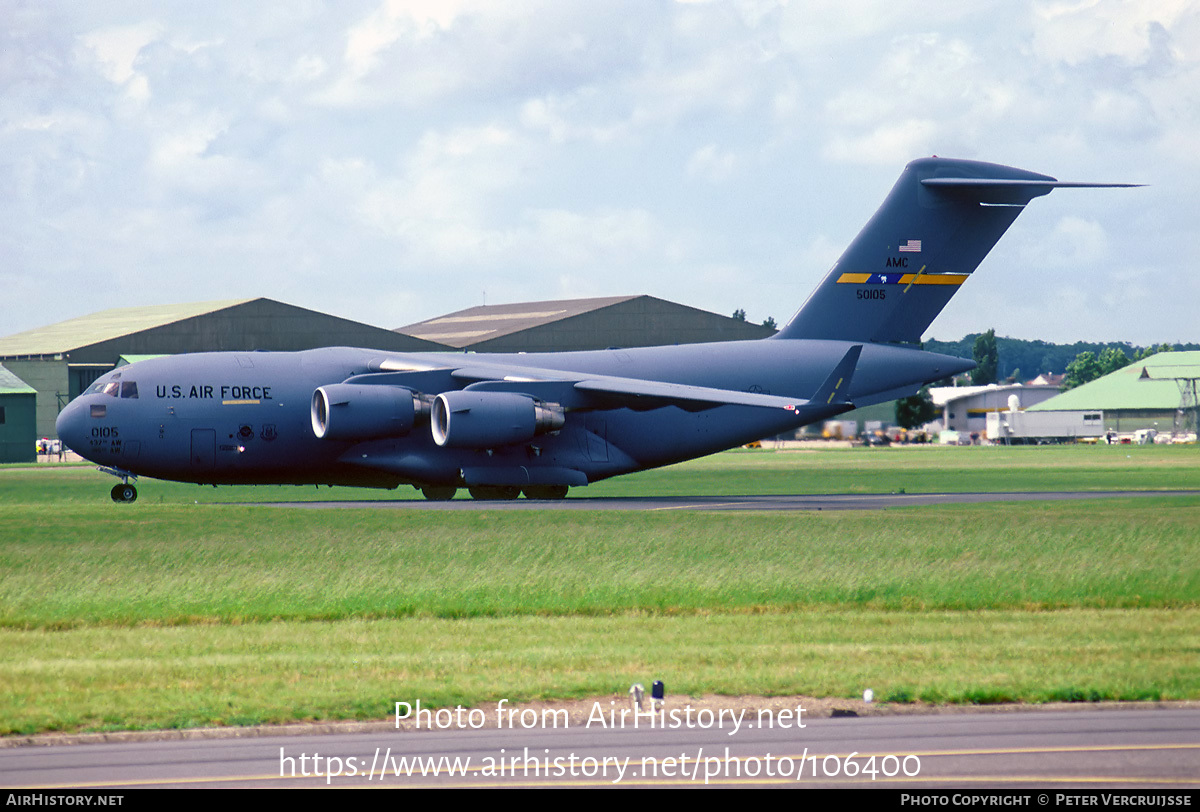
xmin=899 ymin=239 xmax=922 ymax=253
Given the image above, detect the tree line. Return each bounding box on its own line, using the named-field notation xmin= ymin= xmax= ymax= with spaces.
xmin=733 ymin=311 xmax=1195 ymax=382
xmin=733 ymin=309 xmax=1195 ymax=426
xmin=893 ymin=332 xmax=1195 ymax=429
xmin=922 ymin=334 xmax=1198 ymax=383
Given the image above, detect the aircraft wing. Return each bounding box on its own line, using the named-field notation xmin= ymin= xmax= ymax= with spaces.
xmin=353 ymin=346 xmax=861 ymax=418
xmin=445 ymin=344 xmax=862 ymax=419
xmin=573 ymin=377 xmax=810 ymax=411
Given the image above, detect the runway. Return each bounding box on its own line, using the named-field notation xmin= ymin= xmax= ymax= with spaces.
xmin=258 ymin=490 xmax=1200 ymax=511
xmin=3 ymin=708 xmax=1197 ymax=789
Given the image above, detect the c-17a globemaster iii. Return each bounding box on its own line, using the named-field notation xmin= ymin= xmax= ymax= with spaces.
xmin=56 ymin=157 xmax=1136 ymax=502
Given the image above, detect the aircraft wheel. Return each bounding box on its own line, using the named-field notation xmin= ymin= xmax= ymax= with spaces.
xmin=523 ymin=485 xmax=569 ymax=500
xmin=421 ymin=485 xmax=457 ymax=501
xmin=468 ymin=485 xmax=521 ymax=501
xmin=110 ymin=483 xmax=137 ymax=503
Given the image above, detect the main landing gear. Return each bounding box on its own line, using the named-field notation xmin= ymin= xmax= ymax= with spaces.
xmin=418 ymin=484 xmax=571 ymax=501
xmin=522 ymin=484 xmax=569 ymax=500
xmin=467 ymin=484 xmax=570 ymax=501
xmin=468 ymin=485 xmax=521 ymax=500
xmin=420 ymin=485 xmax=457 ymax=501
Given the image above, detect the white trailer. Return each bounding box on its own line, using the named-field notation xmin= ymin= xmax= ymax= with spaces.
xmin=987 ymin=410 xmax=1104 ymax=443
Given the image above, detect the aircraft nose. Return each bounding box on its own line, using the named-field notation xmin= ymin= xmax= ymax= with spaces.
xmin=56 ymin=399 xmax=88 ymax=456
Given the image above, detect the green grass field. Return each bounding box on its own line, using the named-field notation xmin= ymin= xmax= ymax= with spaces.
xmin=0 ymin=444 xmax=1197 ymax=735
xmin=7 ymin=443 xmax=1200 ymax=504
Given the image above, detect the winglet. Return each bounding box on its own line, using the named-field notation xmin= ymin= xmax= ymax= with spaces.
xmin=782 ymin=344 xmax=861 ymax=423
xmin=807 ymin=344 xmax=861 ymax=408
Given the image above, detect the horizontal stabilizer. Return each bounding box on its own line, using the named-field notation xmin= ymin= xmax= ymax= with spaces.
xmin=921 ymin=177 xmax=1143 ymax=206
xmin=922 ymin=178 xmax=1141 ymax=189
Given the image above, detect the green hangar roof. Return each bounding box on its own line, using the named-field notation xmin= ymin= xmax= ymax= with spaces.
xmin=0 ymin=365 xmax=36 ymax=395
xmin=0 ymin=300 xmax=252 ymax=358
xmin=0 ymin=298 xmax=446 ymax=362
xmin=1029 ymin=351 xmax=1200 ymax=412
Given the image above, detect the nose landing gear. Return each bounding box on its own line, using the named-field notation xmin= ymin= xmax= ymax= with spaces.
xmin=110 ymin=483 xmax=138 ymax=503
xmin=100 ymin=466 xmax=139 ymax=503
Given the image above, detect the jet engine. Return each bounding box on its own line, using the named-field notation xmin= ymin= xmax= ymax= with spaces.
xmin=431 ymin=391 xmax=565 ymax=448
xmin=311 ymin=384 xmax=428 ymax=441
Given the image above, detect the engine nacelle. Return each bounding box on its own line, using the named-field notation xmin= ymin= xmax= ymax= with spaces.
xmin=311 ymin=384 xmax=426 ymax=441
xmin=432 ymin=391 xmax=565 ymax=448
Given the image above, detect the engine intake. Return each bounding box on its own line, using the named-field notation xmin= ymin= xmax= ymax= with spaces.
xmin=432 ymin=391 xmax=564 ymax=448
xmin=311 ymin=384 xmax=428 ymax=441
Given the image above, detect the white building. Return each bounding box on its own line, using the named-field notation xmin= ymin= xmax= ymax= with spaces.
xmin=930 ymin=384 xmax=1062 ymax=437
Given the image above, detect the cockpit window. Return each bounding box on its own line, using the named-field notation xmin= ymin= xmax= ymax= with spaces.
xmin=85 ymin=375 xmax=130 ymax=398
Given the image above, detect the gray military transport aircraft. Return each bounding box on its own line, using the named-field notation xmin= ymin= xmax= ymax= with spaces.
xmin=57 ymin=157 xmax=1135 ymax=502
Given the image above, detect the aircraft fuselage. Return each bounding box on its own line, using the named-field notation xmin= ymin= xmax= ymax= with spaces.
xmin=56 ymin=339 xmax=969 ymax=494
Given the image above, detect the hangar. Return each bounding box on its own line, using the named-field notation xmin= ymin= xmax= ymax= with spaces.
xmin=0 ymin=365 xmax=37 ymax=463
xmin=396 ymin=295 xmax=775 ymax=352
xmin=4 ymin=294 xmax=764 ymax=441
xmin=0 ymin=298 xmax=446 ymax=439
xmin=1027 ymin=351 xmax=1200 ymax=435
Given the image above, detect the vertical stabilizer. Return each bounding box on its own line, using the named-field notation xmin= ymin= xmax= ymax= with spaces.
xmin=775 ymin=157 xmax=1134 ymax=343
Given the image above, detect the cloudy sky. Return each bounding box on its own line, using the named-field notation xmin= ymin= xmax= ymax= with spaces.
xmin=3 ymin=0 xmax=1197 ymax=345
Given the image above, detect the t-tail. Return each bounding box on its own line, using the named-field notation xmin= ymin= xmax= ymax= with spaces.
xmin=776 ymin=157 xmax=1139 ymax=344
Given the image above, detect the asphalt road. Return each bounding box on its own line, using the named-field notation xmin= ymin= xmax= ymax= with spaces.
xmin=258 ymin=490 xmax=1200 ymax=511
xmin=3 ymin=708 xmax=1197 ymax=789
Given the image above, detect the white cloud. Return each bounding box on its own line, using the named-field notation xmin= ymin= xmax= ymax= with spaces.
xmin=343 ymin=0 xmax=471 ymax=78
xmin=76 ymin=21 xmax=163 ymax=104
xmin=1 ymin=2 xmax=1196 ymax=344
xmin=1032 ymin=0 xmax=1194 ymax=65
xmin=77 ymin=22 xmax=163 ymax=84
xmin=519 ymin=92 xmax=631 ymax=144
xmin=1025 ymin=216 xmax=1110 ymax=267
xmin=685 ymin=144 xmax=739 ymax=181
xmin=823 ymin=120 xmax=940 ymax=166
